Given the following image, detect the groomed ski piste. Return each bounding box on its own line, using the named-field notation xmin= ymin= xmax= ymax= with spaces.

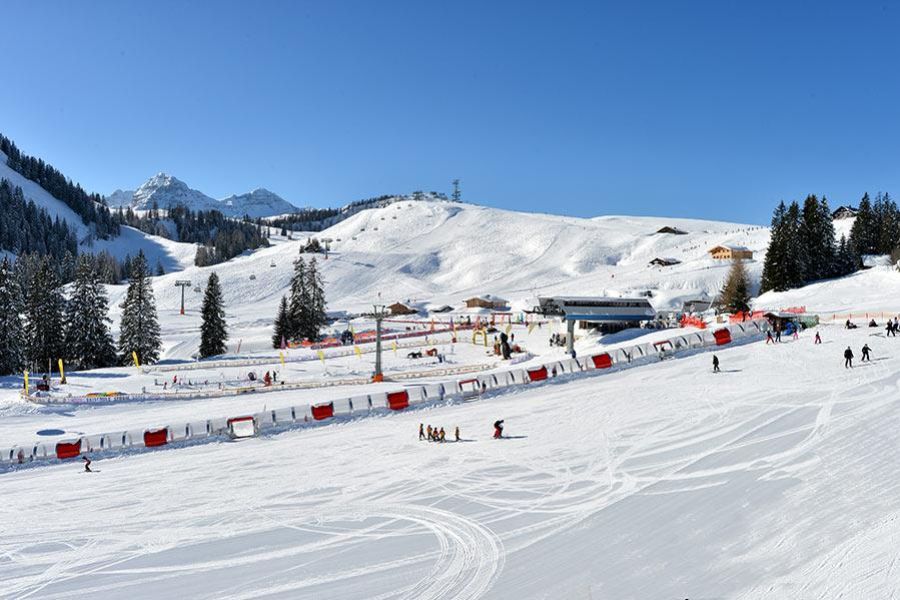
xmin=4 ymin=321 xmax=900 ymax=599
xmin=4 ymin=195 xmax=900 ymax=598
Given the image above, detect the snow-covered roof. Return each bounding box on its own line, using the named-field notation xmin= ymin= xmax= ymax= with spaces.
xmin=710 ymin=245 xmax=751 ymax=252
xmin=465 ymin=294 xmax=508 ymax=303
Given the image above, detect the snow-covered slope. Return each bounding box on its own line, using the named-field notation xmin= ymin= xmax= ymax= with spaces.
xmin=102 ymin=199 xmax=772 ymax=358
xmin=4 ymin=325 xmax=900 ymax=598
xmin=756 ymin=265 xmax=900 ymax=314
xmin=0 ymin=150 xmax=92 ymax=239
xmin=109 ymin=174 xmax=299 ymax=218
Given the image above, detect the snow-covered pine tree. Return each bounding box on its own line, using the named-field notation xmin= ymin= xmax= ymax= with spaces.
xmin=272 ymin=295 xmax=290 ymax=349
xmin=0 ymin=257 xmax=24 ymax=375
xmin=25 ymin=257 xmax=66 ymax=372
xmin=288 ymin=256 xmax=309 ymax=341
xmin=718 ymin=258 xmax=751 ymax=315
xmin=305 ymin=257 xmax=327 ymax=341
xmin=118 ymin=250 xmax=162 ymax=365
xmin=64 ymin=254 xmax=117 ymax=370
xmin=199 ymin=272 xmax=228 ymax=358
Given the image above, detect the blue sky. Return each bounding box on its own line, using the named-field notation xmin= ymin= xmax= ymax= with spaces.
xmin=3 ymin=1 xmax=898 ymax=223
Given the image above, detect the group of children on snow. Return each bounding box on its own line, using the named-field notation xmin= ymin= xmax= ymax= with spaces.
xmin=420 ymin=423 xmax=460 ymax=443
xmin=418 ymin=421 xmax=506 ymax=441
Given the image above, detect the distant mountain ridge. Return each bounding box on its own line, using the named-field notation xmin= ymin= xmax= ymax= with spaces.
xmin=106 ymin=173 xmax=298 ymax=218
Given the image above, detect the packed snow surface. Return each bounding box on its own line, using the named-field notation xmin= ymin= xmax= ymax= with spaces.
xmin=2 ymin=325 xmax=900 ymax=598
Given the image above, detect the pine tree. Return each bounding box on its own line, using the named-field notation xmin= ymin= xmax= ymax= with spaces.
xmin=818 ymin=196 xmax=838 ymax=278
xmin=836 ymin=234 xmax=860 ymax=276
xmin=272 ymin=295 xmax=290 ymax=349
xmin=155 ymin=259 xmax=165 ymax=276
xmin=304 ymin=257 xmax=328 ymax=341
xmin=760 ymin=202 xmax=788 ymax=293
xmin=64 ymin=255 xmax=117 ymax=370
xmin=199 ymin=272 xmax=228 ymax=358
xmin=849 ymin=193 xmax=877 ymax=256
xmin=25 ymin=257 xmax=66 ymax=371
xmin=118 ymin=250 xmax=162 ymax=365
xmin=874 ymin=192 xmax=900 ymax=255
xmin=718 ymin=258 xmax=751 ymax=314
xmin=0 ymin=257 xmax=24 ymax=375
xmin=288 ymin=256 xmax=309 ymax=341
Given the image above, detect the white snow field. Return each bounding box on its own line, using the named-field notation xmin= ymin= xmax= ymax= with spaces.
xmin=3 ymin=324 xmax=900 ymax=599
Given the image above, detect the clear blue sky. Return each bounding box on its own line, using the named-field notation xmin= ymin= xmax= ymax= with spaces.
xmin=3 ymin=1 xmax=898 ymax=223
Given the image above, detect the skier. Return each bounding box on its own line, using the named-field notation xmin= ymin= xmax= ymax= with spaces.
xmin=775 ymin=328 xmax=782 ymax=343
xmin=766 ymin=331 xmax=775 ymax=344
xmin=814 ymin=331 xmax=822 ymax=344
xmin=426 ymin=424 xmax=433 ymax=441
xmin=82 ymin=455 xmax=92 ymax=473
xmin=712 ymin=355 xmax=720 ymax=373
xmin=493 ymin=419 xmax=504 ymax=439
xmin=419 ymin=423 xmax=425 ymax=441
xmin=263 ymin=371 xmax=272 ymax=386
xmin=455 ymin=426 xmax=460 ymax=442
xmin=439 ymin=427 xmax=446 ymax=442
xmin=272 ymin=371 xmax=278 ymax=384
xmin=844 ymin=346 xmax=854 ymax=368
xmin=862 ymin=344 xmax=872 ymax=362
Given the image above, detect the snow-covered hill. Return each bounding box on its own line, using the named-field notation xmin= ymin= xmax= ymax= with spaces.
xmin=108 ymin=173 xmax=299 ymax=218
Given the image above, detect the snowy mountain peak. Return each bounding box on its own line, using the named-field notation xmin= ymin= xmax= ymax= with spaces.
xmin=107 ymin=175 xmax=299 ymax=218
xmin=219 ymin=188 xmax=297 ymax=218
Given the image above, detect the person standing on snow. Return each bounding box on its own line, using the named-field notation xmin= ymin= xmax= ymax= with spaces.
xmin=419 ymin=423 xmax=425 ymax=441
xmin=493 ymin=420 xmax=504 ymax=439
xmin=766 ymin=331 xmax=775 ymax=344
xmin=712 ymin=355 xmax=720 ymax=373
xmin=82 ymin=456 xmax=93 ymax=473
xmin=862 ymin=344 xmax=872 ymax=362
xmin=814 ymin=331 xmax=822 ymax=344
xmin=844 ymin=346 xmax=854 ymax=368
xmin=455 ymin=426 xmax=460 ymax=442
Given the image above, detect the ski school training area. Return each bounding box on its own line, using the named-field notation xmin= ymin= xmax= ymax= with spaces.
xmin=6 ymin=4 xmax=900 ymax=596
xmin=3 ymin=193 xmax=900 ymax=599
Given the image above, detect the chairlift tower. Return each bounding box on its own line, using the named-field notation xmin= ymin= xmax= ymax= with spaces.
xmin=372 ymin=304 xmax=389 ymax=382
xmin=175 ymin=280 xmax=192 ymax=315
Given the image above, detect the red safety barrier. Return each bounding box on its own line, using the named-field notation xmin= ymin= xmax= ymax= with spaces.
xmin=713 ymin=328 xmax=732 ymax=345
xmin=144 ymin=428 xmax=169 ymax=447
xmin=55 ymin=439 xmax=82 ymax=459
xmin=386 ymin=390 xmax=409 ymax=410
xmin=527 ymin=366 xmax=548 ymax=382
xmin=311 ymin=403 xmax=334 ymax=421
xmin=591 ymin=353 xmax=613 ymax=369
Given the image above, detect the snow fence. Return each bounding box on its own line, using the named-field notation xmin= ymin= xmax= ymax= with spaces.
xmin=1 ymin=320 xmax=768 ymax=470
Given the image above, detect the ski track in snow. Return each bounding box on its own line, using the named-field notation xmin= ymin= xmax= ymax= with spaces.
xmin=4 ymin=326 xmax=900 ymax=598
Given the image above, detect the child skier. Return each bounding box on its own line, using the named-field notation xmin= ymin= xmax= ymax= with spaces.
xmin=82 ymin=456 xmax=92 ymax=473
xmin=814 ymin=331 xmax=822 ymax=344
xmin=493 ymin=420 xmax=504 ymax=439
xmin=712 ymin=355 xmax=720 ymax=373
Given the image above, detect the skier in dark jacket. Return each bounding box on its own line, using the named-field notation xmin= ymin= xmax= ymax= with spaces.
xmin=82 ymin=455 xmax=92 ymax=473
xmin=493 ymin=420 xmax=504 ymax=439
xmin=862 ymin=344 xmax=872 ymax=362
xmin=814 ymin=331 xmax=822 ymax=344
xmin=844 ymin=346 xmax=854 ymax=368
xmin=712 ymin=355 xmax=720 ymax=373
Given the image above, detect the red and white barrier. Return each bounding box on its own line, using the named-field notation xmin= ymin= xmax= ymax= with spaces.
xmin=3 ymin=319 xmax=771 ymax=470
